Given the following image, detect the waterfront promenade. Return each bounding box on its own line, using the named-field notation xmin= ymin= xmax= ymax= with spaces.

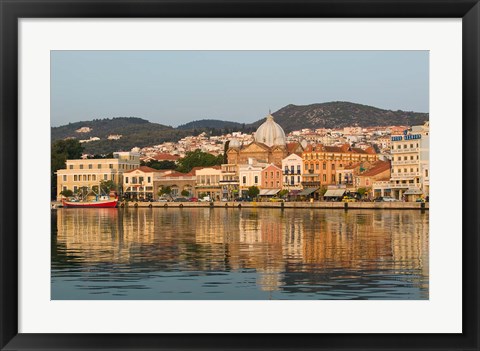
xmin=53 ymin=201 xmax=429 ymax=210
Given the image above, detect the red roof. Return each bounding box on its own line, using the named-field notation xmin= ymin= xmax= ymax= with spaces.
xmin=359 ymin=161 xmax=391 ymax=177
xmin=125 ymin=166 xmax=163 ymax=173
xmin=148 ymin=153 xmax=180 ymax=161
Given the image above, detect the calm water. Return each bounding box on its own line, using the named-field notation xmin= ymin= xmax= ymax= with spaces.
xmin=51 ymin=208 xmax=429 ymax=300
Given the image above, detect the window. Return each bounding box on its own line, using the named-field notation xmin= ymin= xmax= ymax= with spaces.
xmin=74 ymin=175 xmax=77 ymax=181
xmin=316 ymin=163 xmax=319 ymax=170
xmin=323 ymin=175 xmax=326 ymax=181
xmin=243 ymin=176 xmax=246 ymax=184
xmin=410 ymin=168 xmax=413 ymax=172
xmin=132 ymin=177 xmax=137 ymax=184
xmin=88 ymin=164 xmax=92 ymax=169
xmin=69 ymin=165 xmax=73 ymax=170
xmin=92 ymin=175 xmax=96 ymax=181
xmin=276 ymin=181 xmax=279 ymax=187
xmin=410 ymin=156 xmax=414 ymax=160
xmin=416 ymin=143 xmax=419 ymax=147
xmin=104 ymin=174 xmax=108 ymax=180
xmin=398 ymin=169 xmax=401 ymax=173
xmin=297 ymin=165 xmax=301 ymax=174
xmin=284 ymin=166 xmax=288 ymax=173
xmin=270 ymin=181 xmax=273 ymax=187
xmin=297 ymin=176 xmax=300 ymax=183
xmin=139 ymin=177 xmax=144 ymax=183
xmin=339 ymin=164 xmax=343 ymax=168
xmin=410 ymin=144 xmax=413 ymax=148
xmin=112 ymin=174 xmax=115 ymax=181
xmin=397 ymin=145 xmax=401 ymax=149
xmin=98 ymin=164 xmax=102 ymax=169
xmin=73 ymin=186 xmax=78 ymax=192
xmin=332 ymin=164 xmax=335 ymax=170
xmin=404 ymin=156 xmax=407 ymax=160
xmin=87 ymin=175 xmax=91 ymax=181
xmin=305 ymin=164 xmax=308 ymax=171
xmin=425 ymin=169 xmax=429 ymax=177
xmin=254 ymin=176 xmax=258 ymax=184
xmin=63 ymin=175 xmax=67 ymax=181
xmin=398 ymin=157 xmax=401 ymax=161
xmin=285 ymin=176 xmax=288 ymax=183
xmin=265 ymin=181 xmax=268 ymax=187
xmin=404 ymin=168 xmax=407 ymax=173
xmin=79 ymin=164 xmax=83 ymax=169
xmin=323 ymin=163 xmax=326 ymax=170
xmin=125 ymin=177 xmax=129 ymax=184
xmin=62 ymin=186 xmax=67 ymax=192
xmin=109 ymin=164 xmax=113 ymax=169
xmin=403 ymin=144 xmax=407 ymax=149
xmin=332 ymin=175 xmax=335 ymax=182
xmin=147 ymin=177 xmax=151 ymax=183
xmin=290 ymin=166 xmax=294 ymax=173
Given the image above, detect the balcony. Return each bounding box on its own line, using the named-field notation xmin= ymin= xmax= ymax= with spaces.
xmin=392 ymin=172 xmax=421 ymax=178
xmin=392 ymin=160 xmax=419 ymax=165
xmin=391 ymin=147 xmax=419 ymax=154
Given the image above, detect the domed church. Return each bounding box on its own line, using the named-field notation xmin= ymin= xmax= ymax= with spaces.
xmin=227 ymin=113 xmax=303 ymax=166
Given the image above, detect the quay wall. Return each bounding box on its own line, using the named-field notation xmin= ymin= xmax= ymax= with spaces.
xmin=111 ymin=201 xmax=428 ymax=210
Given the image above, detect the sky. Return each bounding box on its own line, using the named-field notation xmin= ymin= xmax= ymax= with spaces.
xmin=51 ymin=51 xmax=429 ymax=127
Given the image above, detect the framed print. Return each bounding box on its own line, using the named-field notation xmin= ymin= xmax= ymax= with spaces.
xmin=1 ymin=0 xmax=479 ymax=350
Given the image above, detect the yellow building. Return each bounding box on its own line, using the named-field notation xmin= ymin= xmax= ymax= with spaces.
xmin=56 ymin=151 xmax=140 ymax=200
xmin=301 ymin=144 xmax=378 ymax=195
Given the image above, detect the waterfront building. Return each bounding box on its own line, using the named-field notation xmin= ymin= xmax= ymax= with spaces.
xmin=281 ymin=153 xmax=303 ymax=193
xmin=238 ymin=158 xmax=267 ymax=198
xmin=353 ymin=160 xmax=391 ymax=198
xmin=154 ymin=171 xmax=196 ymax=199
xmin=260 ymin=164 xmax=282 ymax=197
xmin=373 ymin=122 xmax=429 ymax=200
xmin=123 ymin=166 xmax=168 ymax=200
xmin=301 ymin=144 xmax=378 ymax=196
xmin=56 ymin=151 xmax=140 ymax=200
xmin=220 ymin=164 xmax=239 ymax=200
xmin=193 ymin=166 xmax=222 ymax=200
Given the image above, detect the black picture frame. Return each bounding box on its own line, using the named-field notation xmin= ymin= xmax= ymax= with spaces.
xmin=1 ymin=1 xmax=478 ymax=350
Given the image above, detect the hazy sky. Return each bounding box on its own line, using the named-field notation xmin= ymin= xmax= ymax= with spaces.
xmin=51 ymin=51 xmax=429 ymax=127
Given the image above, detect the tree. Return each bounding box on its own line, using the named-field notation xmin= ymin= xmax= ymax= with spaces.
xmin=59 ymin=189 xmax=73 ymax=197
xmin=100 ymin=180 xmax=116 ymax=194
xmin=176 ymin=149 xmax=224 ymax=173
xmin=141 ymin=160 xmax=176 ymax=170
xmin=51 ymin=139 xmax=84 ymax=200
xmin=181 ymin=189 xmax=190 ymax=197
xmin=318 ymin=186 xmax=328 ymax=197
xmin=158 ymin=186 xmax=173 ymax=199
xmin=278 ymin=189 xmax=289 ymax=198
xmin=357 ymin=187 xmax=368 ymax=198
xmin=247 ymin=186 xmax=260 ymax=199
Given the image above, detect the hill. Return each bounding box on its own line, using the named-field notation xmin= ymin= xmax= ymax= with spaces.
xmin=51 ymin=117 xmax=192 ymax=154
xmin=177 ymin=119 xmax=245 ymax=130
xmin=252 ymin=102 xmax=428 ymax=132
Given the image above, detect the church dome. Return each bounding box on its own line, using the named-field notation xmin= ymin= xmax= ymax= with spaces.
xmin=254 ymin=114 xmax=286 ymax=147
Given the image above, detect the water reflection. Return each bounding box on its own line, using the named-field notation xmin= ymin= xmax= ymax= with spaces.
xmin=52 ymin=208 xmax=428 ymax=299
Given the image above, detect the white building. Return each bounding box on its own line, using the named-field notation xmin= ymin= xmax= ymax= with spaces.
xmin=281 ymin=153 xmax=303 ymax=191
xmin=373 ymin=122 xmax=429 ymax=200
xmin=238 ymin=158 xmax=267 ymax=198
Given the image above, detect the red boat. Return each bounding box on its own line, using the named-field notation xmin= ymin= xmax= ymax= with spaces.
xmin=62 ymin=197 xmax=118 ymax=208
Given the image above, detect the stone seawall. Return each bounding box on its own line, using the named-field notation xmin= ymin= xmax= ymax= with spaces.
xmin=115 ymin=201 xmax=429 ymax=210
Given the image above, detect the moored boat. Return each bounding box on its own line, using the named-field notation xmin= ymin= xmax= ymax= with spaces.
xmin=62 ymin=197 xmax=118 ymax=208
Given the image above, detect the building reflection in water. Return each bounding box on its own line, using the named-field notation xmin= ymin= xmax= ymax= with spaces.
xmin=54 ymin=208 xmax=428 ymax=298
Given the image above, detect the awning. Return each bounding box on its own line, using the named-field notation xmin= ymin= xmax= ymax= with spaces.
xmin=324 ymin=189 xmax=346 ymax=197
xmin=259 ymin=189 xmax=281 ymax=196
xmin=404 ymin=188 xmax=423 ymax=195
xmin=289 ymin=190 xmax=301 ymax=196
xmin=298 ymin=187 xmax=319 ymax=196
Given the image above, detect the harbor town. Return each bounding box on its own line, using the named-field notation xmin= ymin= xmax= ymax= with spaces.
xmin=54 ymin=114 xmax=430 ymax=209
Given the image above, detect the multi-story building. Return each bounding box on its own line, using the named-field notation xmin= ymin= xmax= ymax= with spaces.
xmin=238 ymin=158 xmax=267 ymax=198
xmin=220 ymin=164 xmax=239 ymax=200
xmin=301 ymin=143 xmax=378 ymax=190
xmin=123 ymin=166 xmax=167 ymax=200
xmin=281 ymin=153 xmax=303 ymax=192
xmin=56 ymin=151 xmax=140 ymax=200
xmin=259 ymin=164 xmax=282 ymax=197
xmin=193 ymin=166 xmax=222 ymax=200
xmin=373 ymin=122 xmax=429 ymax=200
xmin=154 ymin=171 xmax=196 ymax=199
